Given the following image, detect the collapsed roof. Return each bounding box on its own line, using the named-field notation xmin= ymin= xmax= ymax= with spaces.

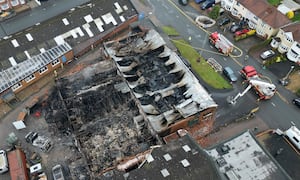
xmin=44 ymin=60 xmax=157 ymax=178
xmin=104 ymin=29 xmax=217 ymax=133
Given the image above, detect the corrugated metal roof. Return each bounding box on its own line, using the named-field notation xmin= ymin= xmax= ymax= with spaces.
xmin=0 ymin=42 xmax=72 ymax=94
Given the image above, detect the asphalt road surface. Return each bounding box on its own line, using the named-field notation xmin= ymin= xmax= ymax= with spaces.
xmin=146 ymin=0 xmax=300 ymax=130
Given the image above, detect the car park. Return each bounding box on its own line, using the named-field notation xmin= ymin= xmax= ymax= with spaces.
xmin=260 ymin=50 xmax=275 ymax=60
xmin=0 ymin=150 xmax=8 ymax=174
xmin=201 ymin=0 xmax=215 ymax=10
xmin=52 ymin=164 xmax=65 ymax=180
xmin=218 ymin=17 xmax=230 ymax=26
xmin=223 ymin=66 xmax=237 ymax=82
xmin=292 ymin=98 xmax=300 ymax=108
xmin=195 ymin=0 xmax=206 ymax=3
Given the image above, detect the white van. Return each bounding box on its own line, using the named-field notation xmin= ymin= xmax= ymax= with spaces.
xmin=0 ymin=150 xmax=9 ymax=174
xmin=285 ymin=126 xmax=300 ymax=150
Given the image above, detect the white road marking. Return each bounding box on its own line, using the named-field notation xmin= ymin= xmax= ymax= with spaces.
xmin=11 ymin=39 xmax=20 ymax=47
xmin=24 ymin=51 xmax=31 ymax=59
xmin=76 ymin=27 xmax=84 ymax=37
xmin=54 ymin=36 xmax=65 ymax=45
xmin=82 ymin=24 xmax=94 ymax=37
xmin=84 ymin=14 xmax=94 ymax=23
xmin=9 ymin=57 xmax=17 ymax=66
xmin=40 ymin=48 xmax=46 ymax=53
xmin=271 ymin=102 xmax=276 ymax=107
xmin=26 ymin=33 xmax=33 ymax=42
xmin=114 ymin=2 xmax=123 ymax=14
xmin=70 ymin=29 xmax=78 ymax=38
xmin=102 ymin=12 xmax=117 ymax=25
xmin=94 ymin=18 xmax=104 ymax=32
xmin=62 ymin=18 xmax=70 ymax=25
xmin=119 ymin=16 xmax=125 ymax=22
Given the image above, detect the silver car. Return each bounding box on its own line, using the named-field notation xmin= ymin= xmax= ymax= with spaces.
xmin=260 ymin=50 xmax=275 ymax=60
xmin=0 ymin=150 xmax=8 ymax=174
xmin=52 ymin=164 xmax=65 ymax=180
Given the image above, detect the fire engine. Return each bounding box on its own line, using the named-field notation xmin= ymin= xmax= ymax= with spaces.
xmin=209 ymin=32 xmax=234 ymax=56
xmin=229 ymin=65 xmax=276 ymax=104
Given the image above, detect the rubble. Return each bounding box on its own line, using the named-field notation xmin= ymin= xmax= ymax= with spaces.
xmin=44 ymin=59 xmax=156 ymax=178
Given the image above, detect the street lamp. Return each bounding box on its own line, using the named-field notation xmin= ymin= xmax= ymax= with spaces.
xmin=279 ymin=65 xmax=295 ymax=86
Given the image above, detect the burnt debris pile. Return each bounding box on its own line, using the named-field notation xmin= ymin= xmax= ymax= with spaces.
xmin=44 ymin=60 xmax=156 ymax=177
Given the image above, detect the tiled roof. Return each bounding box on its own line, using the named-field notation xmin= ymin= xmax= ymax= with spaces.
xmin=239 ymin=0 xmax=291 ymax=28
xmin=282 ymin=22 xmax=300 ymax=42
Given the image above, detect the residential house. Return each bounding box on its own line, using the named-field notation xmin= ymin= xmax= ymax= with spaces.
xmin=221 ymin=0 xmax=291 ymax=39
xmin=271 ymin=23 xmax=300 ymax=64
xmin=0 ymin=0 xmax=26 ymax=12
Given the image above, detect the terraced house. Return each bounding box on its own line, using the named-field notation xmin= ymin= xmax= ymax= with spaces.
xmin=221 ymin=0 xmax=300 ymax=64
xmin=0 ymin=0 xmax=26 ymax=11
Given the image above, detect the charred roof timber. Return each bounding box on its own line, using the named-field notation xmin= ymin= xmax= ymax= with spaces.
xmin=44 ymin=60 xmax=157 ymax=178
xmin=104 ymin=29 xmax=217 ymax=133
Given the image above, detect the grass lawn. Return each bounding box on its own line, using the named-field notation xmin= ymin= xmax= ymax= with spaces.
xmin=172 ymin=39 xmax=232 ymax=89
xmin=268 ymin=0 xmax=281 ymax=6
xmin=162 ymin=26 xmax=180 ymax=36
xmin=292 ymin=11 xmax=300 ymax=21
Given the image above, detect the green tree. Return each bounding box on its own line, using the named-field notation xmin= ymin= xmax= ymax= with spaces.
xmin=208 ymin=5 xmax=221 ymax=20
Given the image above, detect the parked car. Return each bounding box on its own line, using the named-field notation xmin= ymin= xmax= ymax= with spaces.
xmin=201 ymin=0 xmax=215 ymax=10
xmin=260 ymin=50 xmax=275 ymax=60
xmin=223 ymin=66 xmax=237 ymax=82
xmin=230 ymin=23 xmax=242 ymax=33
xmin=292 ymin=98 xmax=300 ymax=108
xmin=234 ymin=29 xmax=250 ymax=36
xmin=178 ymin=0 xmax=189 ymax=6
xmin=218 ymin=17 xmax=230 ymax=26
xmin=0 ymin=150 xmax=8 ymax=174
xmin=25 ymin=131 xmax=38 ymax=143
xmin=52 ymin=164 xmax=65 ymax=180
xmin=195 ymin=0 xmax=206 ymax=3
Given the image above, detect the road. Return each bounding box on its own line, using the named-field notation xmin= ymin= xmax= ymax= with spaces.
xmin=0 ymin=0 xmax=90 ymax=38
xmin=144 ymin=0 xmax=300 ymax=130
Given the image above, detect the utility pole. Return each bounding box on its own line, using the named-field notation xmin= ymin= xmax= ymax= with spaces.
xmin=279 ymin=65 xmax=294 ymax=86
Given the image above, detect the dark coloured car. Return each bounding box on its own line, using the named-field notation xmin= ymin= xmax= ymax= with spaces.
xmin=260 ymin=50 xmax=275 ymax=60
xmin=25 ymin=131 xmax=38 ymax=143
xmin=218 ymin=17 xmax=230 ymax=26
xmin=230 ymin=23 xmax=242 ymax=33
xmin=292 ymin=98 xmax=300 ymax=108
xmin=178 ymin=0 xmax=189 ymax=6
xmin=201 ymin=0 xmax=215 ymax=10
xmin=195 ymin=0 xmax=206 ymax=3
xmin=223 ymin=66 xmax=237 ymax=82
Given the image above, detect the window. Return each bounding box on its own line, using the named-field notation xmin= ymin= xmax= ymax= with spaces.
xmin=25 ymin=74 xmax=35 ymax=83
xmin=12 ymin=83 xmax=22 ymax=91
xmin=51 ymin=59 xmax=60 ymax=66
xmin=39 ymin=66 xmax=48 ymax=74
xmin=188 ymin=118 xmax=199 ymax=127
xmin=293 ymin=136 xmax=299 ymax=143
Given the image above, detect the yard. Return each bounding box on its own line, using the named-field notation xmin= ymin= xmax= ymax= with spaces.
xmin=162 ymin=25 xmax=231 ymax=89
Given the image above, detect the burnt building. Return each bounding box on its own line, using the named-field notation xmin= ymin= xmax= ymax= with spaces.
xmin=44 ymin=59 xmax=157 ymax=178
xmin=104 ymin=28 xmax=218 ymax=140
